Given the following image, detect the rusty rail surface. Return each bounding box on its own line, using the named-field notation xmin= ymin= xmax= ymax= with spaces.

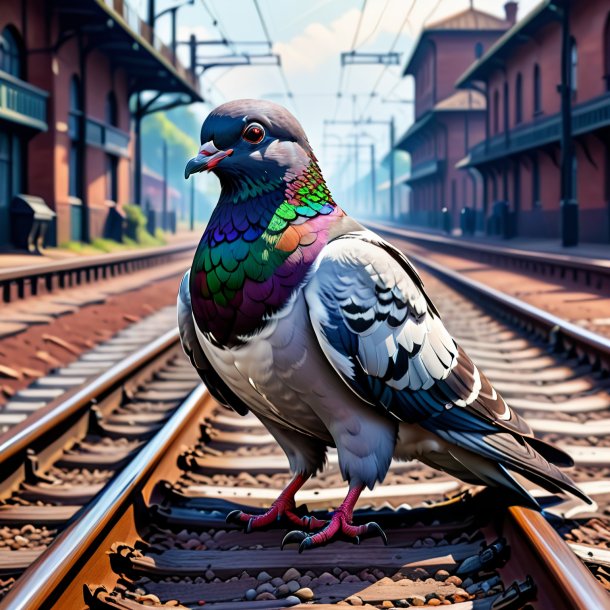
xmin=0 ymin=385 xmax=210 ymax=610
xmin=373 ymin=225 xmax=610 ymax=373
xmin=0 ymin=241 xmax=197 ymax=303
xmin=368 ymin=220 xmax=610 ymax=290
xmin=0 ymin=327 xmax=180 ymax=467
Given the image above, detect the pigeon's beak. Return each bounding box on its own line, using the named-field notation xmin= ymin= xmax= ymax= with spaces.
xmin=184 ymin=141 xmax=234 ymax=178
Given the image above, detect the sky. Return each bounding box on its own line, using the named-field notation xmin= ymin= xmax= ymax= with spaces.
xmin=144 ymin=0 xmax=542 ymax=192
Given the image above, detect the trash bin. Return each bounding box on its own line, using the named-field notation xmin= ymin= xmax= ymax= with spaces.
xmin=10 ymin=195 xmax=56 ymax=253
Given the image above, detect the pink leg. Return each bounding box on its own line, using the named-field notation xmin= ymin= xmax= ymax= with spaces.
xmin=282 ymin=484 xmax=388 ymax=552
xmin=226 ymin=474 xmax=327 ymax=532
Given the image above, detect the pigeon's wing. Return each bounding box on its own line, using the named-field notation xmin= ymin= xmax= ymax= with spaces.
xmin=177 ymin=271 xmax=249 ymax=415
xmin=305 ymin=231 xmax=589 ymax=504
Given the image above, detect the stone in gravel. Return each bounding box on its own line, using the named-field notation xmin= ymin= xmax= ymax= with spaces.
xmin=445 ymin=575 xmax=462 ymax=586
xmin=411 ymin=567 xmax=429 ymax=580
xmin=318 ymin=572 xmax=340 ymax=585
xmin=452 ymin=590 xmax=469 ymax=603
xmin=462 ymin=577 xmax=474 ymax=588
xmin=283 ymin=596 xmax=301 ymax=607
xmin=434 ymin=569 xmax=450 ymax=581
xmin=283 ymin=568 xmax=301 ymax=581
xmin=408 ymin=594 xmax=425 ymax=606
xmin=298 ymin=576 xmax=311 ymax=587
xmin=256 ymin=583 xmax=274 ymax=594
xmin=295 ymin=587 xmax=314 ymax=601
xmin=285 ymin=579 xmax=300 ymax=593
xmin=305 ymin=570 xmax=316 ymax=578
xmin=346 ymin=595 xmax=363 ymax=606
xmin=271 ymin=577 xmax=284 ymax=587
xmin=394 ymin=601 xmax=409 ymax=608
xmin=342 ymin=575 xmax=361 ymax=583
xmin=428 ymin=599 xmax=442 ymax=606
xmin=256 ymin=592 xmax=276 ymax=601
xmin=257 ymin=571 xmax=272 ymax=582
xmin=333 ymin=567 xmax=342 ymax=576
xmin=381 ymin=602 xmax=393 ymax=608
xmin=276 ymin=584 xmax=290 ymax=597
xmin=423 ymin=537 xmax=436 ymax=547
xmin=245 ymin=589 xmax=257 ymax=601
xmin=205 ymin=569 xmax=215 ymax=581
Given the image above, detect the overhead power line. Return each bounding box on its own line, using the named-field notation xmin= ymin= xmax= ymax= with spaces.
xmin=252 ymin=0 xmax=299 ymax=114
xmin=333 ymin=0 xmax=368 ymax=120
xmin=356 ymin=0 xmax=417 ymax=121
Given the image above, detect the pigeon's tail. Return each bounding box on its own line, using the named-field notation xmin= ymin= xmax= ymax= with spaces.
xmin=433 ymin=428 xmax=592 ymax=508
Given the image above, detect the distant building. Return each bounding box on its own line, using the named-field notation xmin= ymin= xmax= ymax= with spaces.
xmin=396 ymin=4 xmax=515 ymax=231
xmin=0 ymin=0 xmax=200 ymax=248
xmin=457 ymin=0 xmax=610 ymax=243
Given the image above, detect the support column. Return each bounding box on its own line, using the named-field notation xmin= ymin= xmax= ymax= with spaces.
xmin=560 ymin=1 xmax=577 ymax=246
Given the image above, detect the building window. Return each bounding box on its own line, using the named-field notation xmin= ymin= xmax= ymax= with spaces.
xmin=0 ymin=27 xmax=22 ymax=78
xmin=515 ymin=73 xmax=523 ymax=124
xmin=474 ymin=42 xmax=484 ymax=59
xmin=493 ymin=89 xmax=500 ymax=134
xmin=106 ymin=92 xmax=118 ymax=127
xmin=532 ymin=155 xmax=540 ymax=208
xmin=533 ymin=63 xmax=542 ymax=115
xmin=68 ymin=76 xmax=83 ymax=199
xmin=106 ymin=155 xmax=118 ymax=202
xmin=570 ymin=38 xmax=578 ymax=94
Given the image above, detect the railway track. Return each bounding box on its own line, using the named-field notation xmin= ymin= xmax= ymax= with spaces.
xmin=0 ymin=237 xmax=609 ymax=608
xmin=366 ymin=221 xmax=610 ymax=292
xmin=0 ymin=241 xmax=197 ymax=305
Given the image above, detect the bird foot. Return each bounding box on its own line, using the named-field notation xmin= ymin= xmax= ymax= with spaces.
xmin=226 ymin=504 xmax=327 ymax=532
xmin=282 ymin=509 xmax=388 ymax=552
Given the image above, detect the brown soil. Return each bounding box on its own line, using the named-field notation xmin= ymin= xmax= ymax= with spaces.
xmin=0 ymin=273 xmax=183 ymax=406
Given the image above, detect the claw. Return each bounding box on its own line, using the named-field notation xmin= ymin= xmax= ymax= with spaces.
xmin=353 ymin=536 xmax=360 ymax=545
xmin=299 ymin=536 xmax=313 ymax=554
xmin=281 ymin=530 xmax=308 ymax=550
xmin=246 ymin=517 xmax=255 ymax=533
xmin=365 ymin=522 xmax=388 ymax=545
xmin=225 ymin=509 xmax=244 ymax=525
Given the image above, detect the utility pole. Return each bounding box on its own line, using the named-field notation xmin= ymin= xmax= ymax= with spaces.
xmin=148 ymin=0 xmax=156 ymax=28
xmin=354 ymin=139 xmax=359 ymax=213
xmin=190 ymin=175 xmax=195 ymax=231
xmin=162 ymin=140 xmax=168 ymax=231
xmin=325 ymin=118 xmax=395 ymax=220
xmin=389 ymin=116 xmax=395 ymax=220
xmin=370 ymin=143 xmax=376 ymax=216
xmin=559 ymin=2 xmax=577 ymax=246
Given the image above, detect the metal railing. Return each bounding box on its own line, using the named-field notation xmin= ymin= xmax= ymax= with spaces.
xmin=0 ymin=240 xmax=197 ymax=304
xmin=85 ymin=118 xmax=130 ymax=157
xmin=468 ymin=92 xmax=610 ymax=166
xmin=0 ymin=70 xmax=48 ymax=132
xmin=99 ymin=0 xmax=197 ymax=90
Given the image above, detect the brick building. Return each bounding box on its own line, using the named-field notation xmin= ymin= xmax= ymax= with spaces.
xmin=457 ymin=0 xmax=610 ymax=243
xmin=396 ymin=5 xmax=515 ymax=230
xmin=0 ymin=0 xmax=200 ymax=248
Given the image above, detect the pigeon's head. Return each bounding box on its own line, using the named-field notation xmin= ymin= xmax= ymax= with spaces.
xmin=184 ymin=99 xmax=315 ymax=189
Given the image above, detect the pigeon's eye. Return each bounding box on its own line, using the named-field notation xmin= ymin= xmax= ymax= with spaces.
xmin=242 ymin=123 xmax=265 ymax=144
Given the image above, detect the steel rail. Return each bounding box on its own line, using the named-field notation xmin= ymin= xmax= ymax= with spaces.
xmin=372 ymin=226 xmax=610 ymax=606
xmin=0 ymin=327 xmax=180 ymax=466
xmin=0 ymin=384 xmax=209 ymax=610
xmin=372 ymin=225 xmax=610 ymax=372
xmin=367 ymin=220 xmax=610 ymax=284
xmin=0 ymin=240 xmax=197 ymax=303
xmin=508 ymin=508 xmax=610 ymax=609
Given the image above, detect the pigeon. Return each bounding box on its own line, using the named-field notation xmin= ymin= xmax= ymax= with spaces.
xmin=179 ymin=99 xmax=590 ymax=552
